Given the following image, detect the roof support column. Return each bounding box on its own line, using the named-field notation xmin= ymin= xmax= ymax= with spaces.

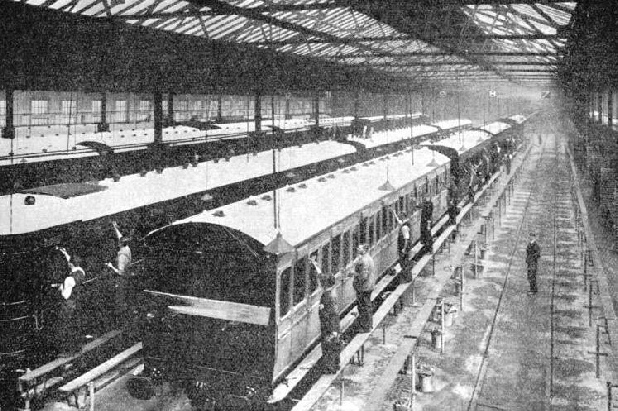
xmin=153 ymin=91 xmax=163 ymax=145
xmin=167 ymin=92 xmax=174 ymax=126
xmin=597 ymin=91 xmax=603 ymax=124
xmin=589 ymin=92 xmax=594 ymax=123
xmin=608 ymin=90 xmax=613 ymax=128
xmin=383 ymin=93 xmax=388 ymax=122
xmin=254 ymin=91 xmax=262 ymax=132
xmin=97 ymin=92 xmax=110 ymax=132
xmin=285 ymin=94 xmax=292 ymax=120
xmin=2 ymin=88 xmax=15 ymax=141
xmin=217 ymin=95 xmax=223 ymax=123
xmin=313 ymin=92 xmax=320 ymax=127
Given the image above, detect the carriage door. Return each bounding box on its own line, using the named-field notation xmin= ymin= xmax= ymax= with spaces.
xmin=275 ymin=265 xmax=293 ymax=377
xmin=306 ymin=244 xmax=327 ymax=345
xmin=289 ymin=254 xmax=309 ymax=361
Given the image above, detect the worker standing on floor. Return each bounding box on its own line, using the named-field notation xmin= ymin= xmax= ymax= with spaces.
xmin=526 ymin=233 xmax=541 ymax=295
xmin=351 ymin=244 xmax=376 ymax=333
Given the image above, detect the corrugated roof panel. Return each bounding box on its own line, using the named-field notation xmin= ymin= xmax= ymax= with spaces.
xmin=47 ymin=0 xmax=72 ymax=10
xmin=79 ymin=2 xmax=106 ymax=15
xmin=510 ymin=4 xmax=545 ymax=22
xmin=118 ymin=0 xmax=159 ymax=15
xmin=66 ymin=0 xmax=98 ymax=14
xmin=152 ymin=0 xmax=184 ymax=13
xmin=537 ymin=4 xmax=574 ymax=25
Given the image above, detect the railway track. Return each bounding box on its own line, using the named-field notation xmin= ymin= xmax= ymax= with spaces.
xmin=297 ymin=141 xmax=533 ymax=411
xmin=9 ymin=126 xmax=528 ymax=411
xmin=468 ymin=133 xmax=606 ymax=410
xmin=295 ymin=121 xmax=609 ymax=411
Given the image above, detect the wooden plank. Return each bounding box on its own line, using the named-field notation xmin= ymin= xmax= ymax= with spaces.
xmin=269 ymin=307 xmax=359 ymax=403
xmin=20 ymin=329 xmax=122 ymax=383
xmin=145 ymin=290 xmax=271 ymax=326
xmin=59 ymin=343 xmax=143 ymax=393
xmin=292 ymin=219 xmax=456 ymax=411
xmin=361 ymin=142 xmax=532 ymax=411
xmin=566 ymin=148 xmax=618 ymax=381
xmin=292 ymin=146 xmax=529 ymax=411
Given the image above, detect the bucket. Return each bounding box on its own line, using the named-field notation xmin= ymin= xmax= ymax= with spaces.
xmin=418 ymin=370 xmax=434 ymax=392
xmin=393 ymin=399 xmax=411 ymax=411
xmin=479 ymin=246 xmax=487 ymax=259
xmin=445 ymin=307 xmax=458 ymax=327
xmin=450 ymin=230 xmax=458 ymax=243
xmin=430 ymin=329 xmax=442 ymax=350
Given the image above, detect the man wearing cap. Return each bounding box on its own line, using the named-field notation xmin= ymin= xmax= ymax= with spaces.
xmin=310 ymin=257 xmax=341 ymax=373
xmin=393 ymin=209 xmax=411 ymax=273
xmin=52 ymin=248 xmax=86 ymax=356
xmin=352 ymin=244 xmax=376 ymax=333
xmin=526 ymin=233 xmax=541 ymax=294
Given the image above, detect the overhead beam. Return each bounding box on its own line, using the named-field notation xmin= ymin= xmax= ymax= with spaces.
xmin=358 ymin=61 xmax=557 ymax=66
xmin=246 ymin=33 xmax=563 ymax=46
xmin=329 ymin=51 xmax=556 ymax=58
xmin=181 ymin=0 xmax=574 ymax=14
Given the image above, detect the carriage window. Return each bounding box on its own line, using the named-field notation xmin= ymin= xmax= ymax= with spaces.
xmin=359 ymin=218 xmax=367 ymax=245
xmin=352 ymin=225 xmax=360 ymax=256
xmin=321 ymin=244 xmax=330 ymax=278
xmin=343 ymin=231 xmax=351 ymax=267
xmin=280 ymin=268 xmax=291 ymax=317
xmin=309 ymin=251 xmax=320 ymax=294
xmin=293 ymin=257 xmax=307 ymax=306
xmin=398 ymin=196 xmax=405 ymax=215
xmin=381 ymin=207 xmax=389 ymax=236
xmin=368 ymin=216 xmax=375 ymax=246
xmin=376 ymin=210 xmax=383 ymax=239
xmin=331 ymin=235 xmax=341 ymax=273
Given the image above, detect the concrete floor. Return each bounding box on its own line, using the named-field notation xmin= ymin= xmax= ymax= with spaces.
xmin=43 ymin=123 xmax=613 ymax=411
xmin=311 ymin=132 xmax=607 ymax=410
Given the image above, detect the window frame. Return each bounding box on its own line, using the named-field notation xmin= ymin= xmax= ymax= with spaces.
xmin=292 ymin=256 xmax=308 ymax=307
xmin=279 ymin=266 xmax=292 ymax=319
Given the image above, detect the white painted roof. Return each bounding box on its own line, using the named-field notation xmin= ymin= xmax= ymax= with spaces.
xmin=508 ymin=114 xmax=527 ymax=124
xmin=422 ymin=127 xmax=494 ymax=152
xmin=432 ymin=119 xmax=473 ymax=130
xmin=348 ymin=125 xmax=438 ymax=148
xmin=0 ymin=141 xmax=355 ymax=235
xmin=480 ymin=121 xmax=512 ymax=135
xmin=166 ymin=147 xmax=449 ymax=247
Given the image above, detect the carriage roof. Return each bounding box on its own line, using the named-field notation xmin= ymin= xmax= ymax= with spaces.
xmin=422 ymin=127 xmax=493 ymax=152
xmin=162 ymin=147 xmax=449 ymax=248
xmin=348 ymin=124 xmax=438 ymax=148
xmin=0 ymin=140 xmax=356 ymax=235
xmin=432 ymin=119 xmax=473 ymax=130
xmin=480 ymin=121 xmax=512 ymax=135
xmin=508 ymin=114 xmax=527 ymax=124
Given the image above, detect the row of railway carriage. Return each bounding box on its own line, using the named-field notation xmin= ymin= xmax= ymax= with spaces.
xmin=135 ymin=119 xmax=526 ymax=408
xmin=0 ymin=113 xmax=526 ymax=409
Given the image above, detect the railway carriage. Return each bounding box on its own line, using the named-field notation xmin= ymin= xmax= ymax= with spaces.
xmin=0 ymin=116 xmax=460 ymax=405
xmin=136 ymin=147 xmax=453 ymax=408
xmin=0 ymin=113 xmax=523 ymax=409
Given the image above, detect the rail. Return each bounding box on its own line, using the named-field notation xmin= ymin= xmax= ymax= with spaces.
xmin=18 ymin=329 xmax=122 ymax=411
xmin=566 ymin=145 xmax=618 ymax=383
xmin=58 ymin=343 xmax=142 ymax=409
xmin=364 ymin=139 xmax=532 ymax=411
xmin=290 ymin=142 xmax=531 ymax=411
